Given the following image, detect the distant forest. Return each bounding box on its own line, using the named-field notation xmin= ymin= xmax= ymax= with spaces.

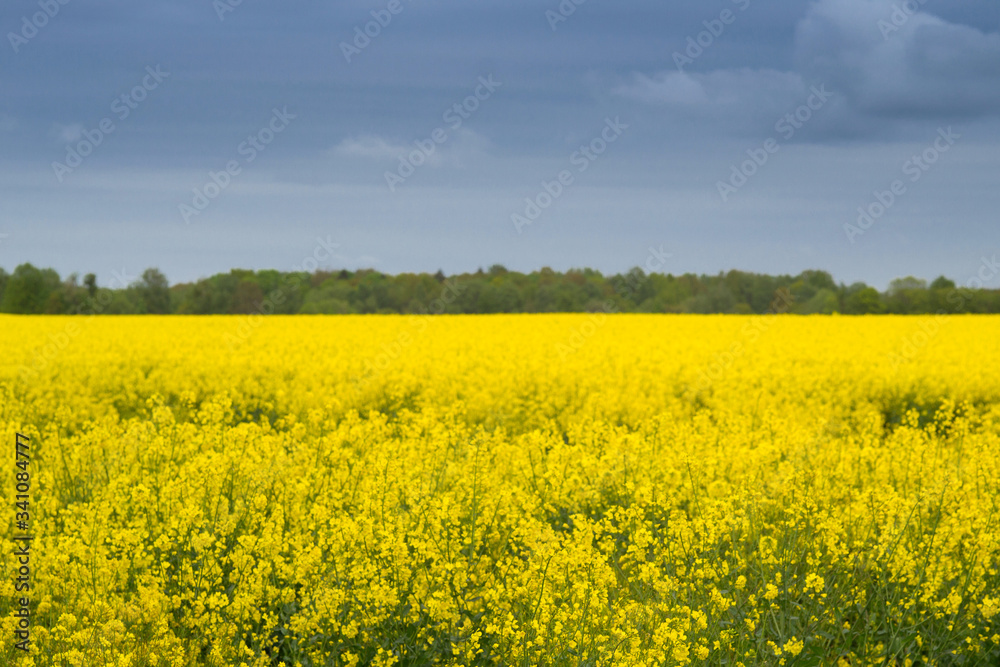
xmin=0 ymin=263 xmax=998 ymax=315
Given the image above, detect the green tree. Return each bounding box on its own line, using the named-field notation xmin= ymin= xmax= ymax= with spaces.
xmin=54 ymin=273 xmax=90 ymax=314
xmin=83 ymin=273 xmax=98 ymax=298
xmin=685 ymin=281 xmax=735 ymax=314
xmin=801 ymin=288 xmax=839 ymax=314
xmin=230 ymin=280 xmax=266 ymax=314
xmin=104 ymin=289 xmax=143 ymax=314
xmin=930 ymin=276 xmax=956 ymax=290
xmin=886 ymin=277 xmax=929 ymax=313
xmin=136 ymin=268 xmax=172 ymax=314
xmin=845 ymin=287 xmax=885 ymax=314
xmin=889 ymin=276 xmax=928 ymax=294
xmin=0 ymin=263 xmax=60 ymax=314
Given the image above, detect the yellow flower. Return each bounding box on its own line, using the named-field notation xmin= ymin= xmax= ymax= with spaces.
xmin=981 ymin=596 xmax=1000 ymax=620
xmin=5 ymin=314 xmax=1000 ymax=663
xmin=784 ymin=637 xmax=804 ymax=657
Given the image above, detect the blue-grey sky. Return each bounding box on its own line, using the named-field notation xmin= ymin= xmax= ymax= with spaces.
xmin=1 ymin=0 xmax=999 ymax=289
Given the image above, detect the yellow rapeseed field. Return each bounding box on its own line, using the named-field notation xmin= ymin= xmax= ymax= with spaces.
xmin=2 ymin=314 xmax=999 ymax=666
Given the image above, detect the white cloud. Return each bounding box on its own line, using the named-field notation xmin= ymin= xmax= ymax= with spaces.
xmin=444 ymin=128 xmax=491 ymax=167
xmin=51 ymin=123 xmax=84 ymax=144
xmin=795 ymin=0 xmax=1000 ymax=117
xmin=333 ymin=128 xmax=490 ymax=168
xmin=616 ymin=69 xmax=804 ymax=110
xmin=619 ymin=0 xmax=1000 ymax=131
xmin=613 ymin=69 xmax=825 ymax=137
xmin=334 ymin=134 xmax=412 ymax=161
xmin=615 ymin=71 xmax=710 ymax=107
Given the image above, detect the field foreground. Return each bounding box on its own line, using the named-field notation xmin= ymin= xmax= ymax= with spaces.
xmin=2 ymin=315 xmax=1000 ymax=666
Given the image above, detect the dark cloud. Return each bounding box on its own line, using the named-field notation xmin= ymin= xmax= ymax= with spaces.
xmin=0 ymin=0 xmax=998 ymax=288
xmin=796 ymin=0 xmax=1000 ymax=119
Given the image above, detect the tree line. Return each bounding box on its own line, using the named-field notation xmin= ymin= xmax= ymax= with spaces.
xmin=0 ymin=263 xmax=998 ymax=315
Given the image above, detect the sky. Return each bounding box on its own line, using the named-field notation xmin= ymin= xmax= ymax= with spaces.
xmin=1 ymin=0 xmax=999 ymax=290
